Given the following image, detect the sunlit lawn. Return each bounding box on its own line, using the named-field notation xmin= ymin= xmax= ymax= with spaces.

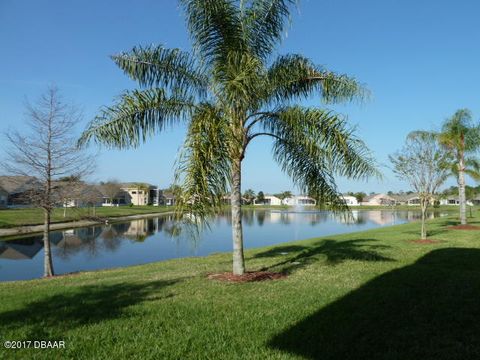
xmin=0 ymin=206 xmax=172 ymax=228
xmin=1 ymin=211 xmax=480 ymax=359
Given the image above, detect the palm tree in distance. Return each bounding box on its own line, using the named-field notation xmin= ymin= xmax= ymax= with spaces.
xmin=438 ymin=109 xmax=480 ymax=225
xmin=79 ymin=0 xmax=379 ymax=275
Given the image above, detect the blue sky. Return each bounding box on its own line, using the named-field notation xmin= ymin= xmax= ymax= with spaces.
xmin=1 ymin=0 xmax=480 ymax=193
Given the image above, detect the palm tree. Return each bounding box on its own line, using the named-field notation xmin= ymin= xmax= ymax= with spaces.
xmin=243 ymin=189 xmax=256 ymax=205
xmin=79 ymin=0 xmax=378 ymax=275
xmin=438 ymin=109 xmax=480 ymax=225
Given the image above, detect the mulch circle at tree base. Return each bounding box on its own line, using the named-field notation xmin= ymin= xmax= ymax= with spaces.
xmin=207 ymin=271 xmax=286 ymax=283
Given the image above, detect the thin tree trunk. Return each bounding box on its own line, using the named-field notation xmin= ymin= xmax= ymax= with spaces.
xmin=231 ymin=158 xmax=245 ymax=275
xmin=459 ymin=158 xmax=467 ymax=225
xmin=420 ymin=199 xmax=427 ymax=240
xmin=43 ymin=209 xmax=54 ymax=277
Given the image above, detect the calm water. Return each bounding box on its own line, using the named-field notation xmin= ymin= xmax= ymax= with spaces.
xmin=0 ymin=209 xmax=445 ymax=281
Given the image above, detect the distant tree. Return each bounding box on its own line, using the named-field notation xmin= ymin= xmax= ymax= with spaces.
xmin=354 ymin=192 xmax=367 ymax=203
xmin=81 ymin=185 xmax=103 ymax=216
xmin=2 ymin=87 xmax=93 ymax=277
xmin=256 ymin=191 xmax=266 ymax=205
xmin=275 ymin=191 xmax=292 ymax=200
xmin=390 ymin=131 xmax=450 ymax=239
xmin=438 ymin=109 xmax=480 ymax=224
xmin=165 ymin=184 xmax=182 ymax=195
xmin=243 ymin=189 xmax=256 ymax=205
xmin=101 ymin=180 xmax=122 ymax=206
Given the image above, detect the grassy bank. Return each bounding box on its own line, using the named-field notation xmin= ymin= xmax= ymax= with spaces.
xmin=1 ymin=212 xmax=480 ymax=358
xmin=0 ymin=206 xmax=172 ymax=228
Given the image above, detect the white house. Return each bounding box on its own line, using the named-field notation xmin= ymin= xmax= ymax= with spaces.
xmin=254 ymin=195 xmax=282 ymax=206
xmin=440 ymin=196 xmax=473 ymax=206
xmin=282 ymin=195 xmax=316 ymax=206
xmin=341 ymin=195 xmax=359 ymax=206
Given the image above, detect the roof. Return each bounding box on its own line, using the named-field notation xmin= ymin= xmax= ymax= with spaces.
xmin=162 ymin=192 xmax=176 ymax=199
xmin=363 ymin=193 xmax=396 ymax=202
xmin=0 ymin=176 xmax=41 ymax=194
xmin=119 ymin=182 xmax=157 ymax=190
xmin=391 ymin=193 xmax=419 ymax=202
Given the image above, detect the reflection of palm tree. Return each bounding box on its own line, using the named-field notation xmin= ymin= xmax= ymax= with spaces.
xmin=242 ymin=210 xmax=254 ymax=226
xmin=256 ymin=211 xmax=266 ymax=227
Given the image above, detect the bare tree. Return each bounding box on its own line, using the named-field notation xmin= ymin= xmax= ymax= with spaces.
xmin=100 ymin=180 xmax=122 ymax=206
xmin=80 ymin=184 xmax=104 ymax=216
xmin=2 ymin=87 xmax=94 ymax=277
xmin=389 ymin=131 xmax=451 ymax=239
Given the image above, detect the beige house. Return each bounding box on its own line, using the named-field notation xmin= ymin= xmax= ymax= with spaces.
xmin=361 ymin=193 xmax=396 ymax=206
xmin=120 ymin=183 xmax=158 ymax=206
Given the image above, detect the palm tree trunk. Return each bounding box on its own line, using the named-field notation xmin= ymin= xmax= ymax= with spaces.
xmin=43 ymin=209 xmax=54 ymax=277
xmin=459 ymin=158 xmax=467 ymax=225
xmin=231 ymin=158 xmax=245 ymax=275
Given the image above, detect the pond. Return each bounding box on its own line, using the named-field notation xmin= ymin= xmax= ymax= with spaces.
xmin=0 ymin=209 xmax=446 ymax=281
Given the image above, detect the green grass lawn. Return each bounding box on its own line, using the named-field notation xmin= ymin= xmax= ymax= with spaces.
xmin=0 ymin=206 xmax=172 ymax=228
xmin=1 ymin=212 xmax=480 ymax=359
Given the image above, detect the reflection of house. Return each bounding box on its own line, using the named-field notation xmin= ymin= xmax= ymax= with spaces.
xmin=361 ymin=194 xmax=396 ymax=206
xmin=367 ymin=210 xmax=396 ymax=225
xmin=340 ymin=195 xmax=359 ymax=206
xmin=125 ymin=219 xmax=148 ymax=237
xmin=254 ymin=195 xmax=282 ymax=206
xmin=282 ymin=195 xmax=316 ymax=206
xmin=0 ymin=176 xmax=41 ymax=207
xmin=0 ymin=238 xmax=43 ymax=259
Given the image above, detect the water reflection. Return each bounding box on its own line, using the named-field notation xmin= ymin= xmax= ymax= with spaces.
xmin=0 ymin=210 xmax=446 ymax=281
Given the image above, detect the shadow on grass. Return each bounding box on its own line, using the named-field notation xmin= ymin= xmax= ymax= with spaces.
xmin=0 ymin=279 xmax=178 ymax=339
xmin=253 ymin=239 xmax=393 ymax=274
xmin=269 ymin=248 xmax=480 ymax=360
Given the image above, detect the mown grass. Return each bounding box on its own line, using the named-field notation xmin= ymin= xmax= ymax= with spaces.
xmin=1 ymin=212 xmax=480 ymax=359
xmin=0 ymin=206 xmax=172 ymax=228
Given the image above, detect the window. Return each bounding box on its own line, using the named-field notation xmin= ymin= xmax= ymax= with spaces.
xmin=132 ymin=191 xmax=137 ymax=194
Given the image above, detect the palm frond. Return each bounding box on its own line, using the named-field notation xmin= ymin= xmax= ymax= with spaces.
xmin=265 ymin=54 xmax=368 ymax=106
xmin=174 ymin=103 xmax=232 ymax=220
xmin=242 ymin=0 xmax=296 ymax=59
xmin=111 ymin=45 xmax=208 ymax=97
xmin=180 ymin=0 xmax=245 ymax=65
xmin=212 ymin=51 xmax=265 ymax=109
xmin=254 ymin=106 xmax=379 ymax=208
xmin=79 ymin=88 xmax=195 ymax=149
xmin=262 ymin=106 xmax=380 ymax=180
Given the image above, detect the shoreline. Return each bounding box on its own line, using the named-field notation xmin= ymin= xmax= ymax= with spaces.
xmin=0 ymin=205 xmax=461 ymax=238
xmin=0 ymin=211 xmax=175 ymax=238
